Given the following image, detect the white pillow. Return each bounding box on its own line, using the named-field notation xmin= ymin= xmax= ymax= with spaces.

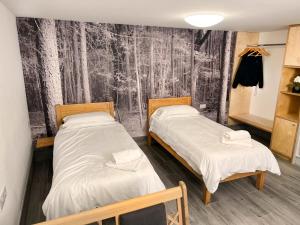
xmin=63 ymin=112 xmax=115 ymax=127
xmin=61 ymin=121 xmax=113 ymax=130
xmin=151 ymin=105 xmax=199 ymax=121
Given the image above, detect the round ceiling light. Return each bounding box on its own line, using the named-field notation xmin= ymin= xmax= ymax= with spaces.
xmin=184 ymin=14 xmax=224 ymax=28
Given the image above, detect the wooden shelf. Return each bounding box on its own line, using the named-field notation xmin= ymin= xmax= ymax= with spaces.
xmin=229 ymin=114 xmax=273 ymax=133
xmin=36 ymin=137 xmax=55 ymax=149
xmin=277 ymin=113 xmax=299 ymax=123
xmin=281 ymin=91 xmax=300 ymax=97
xmin=284 ymin=65 xmax=300 ymax=69
xmin=271 ymin=25 xmax=300 ymax=159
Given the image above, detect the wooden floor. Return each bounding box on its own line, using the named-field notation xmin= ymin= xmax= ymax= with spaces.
xmin=21 ymin=136 xmax=300 ymax=225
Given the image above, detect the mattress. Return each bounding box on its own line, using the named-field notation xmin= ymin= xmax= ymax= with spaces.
xmin=43 ymin=121 xmax=165 ymax=220
xmin=149 ymin=114 xmax=280 ymax=193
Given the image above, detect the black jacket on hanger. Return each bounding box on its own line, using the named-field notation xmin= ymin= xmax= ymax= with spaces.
xmin=232 ymin=52 xmax=263 ymax=88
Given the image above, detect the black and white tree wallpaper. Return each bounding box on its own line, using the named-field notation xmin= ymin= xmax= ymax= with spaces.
xmin=16 ymin=18 xmax=237 ymax=139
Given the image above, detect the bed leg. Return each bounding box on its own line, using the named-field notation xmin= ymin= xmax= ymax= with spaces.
xmin=203 ymin=186 xmax=212 ymax=205
xmin=256 ymin=172 xmax=266 ymax=191
xmin=147 ymin=133 xmax=152 ymax=146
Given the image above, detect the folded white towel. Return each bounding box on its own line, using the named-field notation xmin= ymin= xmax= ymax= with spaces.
xmin=106 ymin=156 xmax=143 ymax=172
xmin=112 ymin=149 xmax=142 ymax=164
xmin=222 ymin=137 xmax=253 ymax=147
xmin=223 ymin=130 xmax=251 ymax=141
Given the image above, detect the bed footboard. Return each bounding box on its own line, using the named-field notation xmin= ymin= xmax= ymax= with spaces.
xmin=34 ymin=182 xmax=190 ymax=225
xmin=149 ymin=130 xmax=267 ymax=205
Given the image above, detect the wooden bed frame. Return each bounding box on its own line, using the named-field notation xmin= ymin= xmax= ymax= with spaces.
xmin=37 ymin=102 xmax=191 ymax=225
xmin=34 ymin=182 xmax=190 ymax=225
xmin=147 ymin=96 xmax=266 ymax=205
xmin=55 ymin=101 xmax=115 ymax=128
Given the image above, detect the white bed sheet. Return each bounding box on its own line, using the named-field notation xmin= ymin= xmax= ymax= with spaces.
xmin=43 ymin=122 xmax=165 ymax=220
xmin=150 ymin=114 xmax=280 ymax=193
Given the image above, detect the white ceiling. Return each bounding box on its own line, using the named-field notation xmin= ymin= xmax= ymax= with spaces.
xmin=1 ymin=0 xmax=300 ymax=31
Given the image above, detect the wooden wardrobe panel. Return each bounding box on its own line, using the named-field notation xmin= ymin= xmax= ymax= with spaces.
xmin=284 ymin=25 xmax=300 ymax=67
xmin=228 ymin=32 xmax=259 ymax=122
xmin=271 ymin=117 xmax=298 ymax=159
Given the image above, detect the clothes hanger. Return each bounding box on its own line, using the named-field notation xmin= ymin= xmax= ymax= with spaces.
xmin=238 ymin=47 xmax=270 ymax=57
xmin=238 ymin=47 xmax=251 ymax=57
xmin=254 ymin=47 xmax=270 ymax=56
xmin=247 ymin=48 xmax=258 ymax=56
xmin=247 ymin=48 xmax=260 ymax=56
xmin=260 ymin=47 xmax=270 ymax=56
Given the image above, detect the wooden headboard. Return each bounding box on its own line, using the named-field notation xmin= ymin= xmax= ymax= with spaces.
xmin=55 ymin=102 xmax=114 ymax=128
xmin=147 ymin=97 xmax=192 ymax=120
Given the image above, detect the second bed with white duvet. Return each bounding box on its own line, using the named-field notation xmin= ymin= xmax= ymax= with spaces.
xmin=149 ymin=106 xmax=280 ymax=194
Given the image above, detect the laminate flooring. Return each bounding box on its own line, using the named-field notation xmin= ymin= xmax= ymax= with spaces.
xmin=21 ymin=137 xmax=300 ymax=225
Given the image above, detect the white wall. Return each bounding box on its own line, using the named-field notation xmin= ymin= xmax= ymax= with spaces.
xmin=0 ymin=2 xmax=32 ymax=225
xmin=249 ymin=30 xmax=288 ymax=120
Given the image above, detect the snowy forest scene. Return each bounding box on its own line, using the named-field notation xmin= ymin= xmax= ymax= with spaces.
xmin=17 ymin=18 xmax=237 ymax=139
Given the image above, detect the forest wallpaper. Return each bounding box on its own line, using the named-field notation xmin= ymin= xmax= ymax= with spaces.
xmin=16 ymin=18 xmax=237 ymax=139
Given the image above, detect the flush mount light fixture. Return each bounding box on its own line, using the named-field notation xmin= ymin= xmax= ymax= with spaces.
xmin=184 ymin=14 xmax=224 ymax=28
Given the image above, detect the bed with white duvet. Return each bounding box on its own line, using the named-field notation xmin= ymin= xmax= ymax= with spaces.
xmin=42 ymin=112 xmax=165 ymax=220
xmin=149 ymin=105 xmax=280 ymax=194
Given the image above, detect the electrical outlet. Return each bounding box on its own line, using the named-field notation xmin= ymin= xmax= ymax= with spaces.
xmin=0 ymin=186 xmax=7 ymax=211
xmin=199 ymin=104 xmax=207 ymax=109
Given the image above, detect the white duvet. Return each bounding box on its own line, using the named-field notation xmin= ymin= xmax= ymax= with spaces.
xmin=150 ymin=114 xmax=280 ymax=193
xmin=43 ymin=122 xmax=165 ymax=220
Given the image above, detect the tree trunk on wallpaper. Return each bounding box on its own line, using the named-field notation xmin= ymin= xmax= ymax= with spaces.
xmin=161 ymin=41 xmax=168 ymax=97
xmin=190 ymin=30 xmax=196 ymax=100
xmin=159 ymin=41 xmax=164 ymax=97
xmin=73 ymin=22 xmax=82 ymax=103
xmin=149 ymin=27 xmax=155 ymax=98
xmin=80 ymin=22 xmax=91 ymax=103
xmin=125 ymin=26 xmax=133 ymax=112
xmin=164 ymin=40 xmax=170 ymax=96
xmin=218 ymin=31 xmax=233 ymax=124
xmin=37 ymin=19 xmax=63 ymax=136
xmin=133 ymin=27 xmax=143 ymax=126
xmin=137 ymin=35 xmax=144 ymax=108
xmin=58 ymin=22 xmax=72 ymax=104
xmin=180 ymin=51 xmax=185 ymax=94
xmin=196 ymin=30 xmax=211 ymax=51
xmin=59 ymin=20 xmax=77 ymax=103
xmin=171 ymin=28 xmax=175 ymax=96
xmin=160 ymin=39 xmax=170 ymax=97
xmin=59 ymin=21 xmax=72 ymax=103
xmin=191 ymin=30 xmax=212 ymax=102
xmin=105 ymin=24 xmax=111 ymax=100
xmin=111 ymin=25 xmax=122 ymax=110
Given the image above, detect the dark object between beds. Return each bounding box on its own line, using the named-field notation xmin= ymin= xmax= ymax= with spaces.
xmin=119 ymin=203 xmax=167 ymax=225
